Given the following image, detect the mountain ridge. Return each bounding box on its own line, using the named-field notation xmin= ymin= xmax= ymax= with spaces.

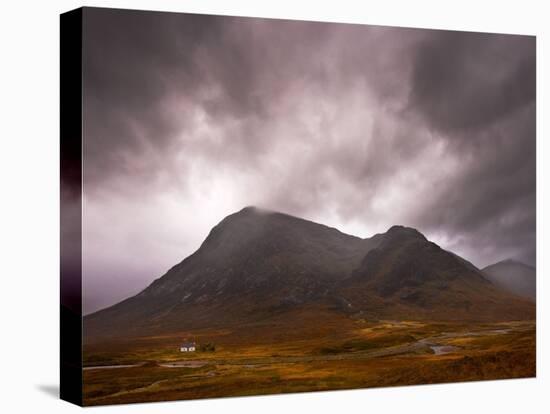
xmin=84 ymin=207 xmax=534 ymax=342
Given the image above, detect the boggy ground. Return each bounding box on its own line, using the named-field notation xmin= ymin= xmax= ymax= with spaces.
xmin=83 ymin=316 xmax=536 ymax=406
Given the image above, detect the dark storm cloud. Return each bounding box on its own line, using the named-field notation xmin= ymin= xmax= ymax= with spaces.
xmin=81 ymin=8 xmax=536 ymax=313
xmin=409 ymin=31 xmax=535 ymax=134
xmin=83 ymin=8 xmax=421 ymax=193
xmin=413 ymin=104 xmax=536 ymax=265
xmin=405 ymin=30 xmax=536 ymax=266
xmin=83 ymin=9 xmax=223 ymax=186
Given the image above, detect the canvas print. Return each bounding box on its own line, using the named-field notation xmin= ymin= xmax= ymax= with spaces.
xmin=60 ymin=6 xmax=536 ymax=406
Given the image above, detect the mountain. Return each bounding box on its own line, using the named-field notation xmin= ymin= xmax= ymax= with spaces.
xmin=482 ymin=259 xmax=536 ymax=300
xmin=339 ymin=226 xmax=533 ymax=321
xmin=84 ymin=207 xmax=534 ymax=342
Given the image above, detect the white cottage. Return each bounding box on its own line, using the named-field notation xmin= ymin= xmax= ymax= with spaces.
xmin=180 ymin=341 xmax=196 ymax=352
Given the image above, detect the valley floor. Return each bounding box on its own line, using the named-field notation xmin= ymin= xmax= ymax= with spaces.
xmin=82 ymin=319 xmax=536 ymax=406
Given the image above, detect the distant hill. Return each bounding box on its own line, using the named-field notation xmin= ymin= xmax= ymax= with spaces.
xmin=482 ymin=259 xmax=536 ymax=300
xmin=84 ymin=207 xmax=535 ymax=342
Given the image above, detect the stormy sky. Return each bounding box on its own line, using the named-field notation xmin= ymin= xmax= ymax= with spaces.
xmin=79 ymin=7 xmax=536 ymax=314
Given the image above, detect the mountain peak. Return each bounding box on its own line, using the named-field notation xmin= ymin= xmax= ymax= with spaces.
xmin=385 ymin=225 xmax=426 ymax=240
xmin=215 ymin=206 xmax=274 ymax=229
xmin=238 ymin=205 xmax=267 ymax=214
xmin=230 ymin=205 xmax=278 ymax=220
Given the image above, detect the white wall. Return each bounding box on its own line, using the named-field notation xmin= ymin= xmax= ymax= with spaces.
xmin=0 ymin=0 xmax=548 ymax=413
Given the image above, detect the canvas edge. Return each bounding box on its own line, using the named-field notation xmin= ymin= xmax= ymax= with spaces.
xmin=60 ymin=7 xmax=84 ymax=407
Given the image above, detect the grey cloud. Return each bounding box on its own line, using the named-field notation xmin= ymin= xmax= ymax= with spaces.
xmin=409 ymin=30 xmax=535 ymax=134
xmin=83 ymin=9 xmax=424 ymax=193
xmin=403 ymin=30 xmax=536 ymax=266
xmin=413 ymin=104 xmax=536 ymax=266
